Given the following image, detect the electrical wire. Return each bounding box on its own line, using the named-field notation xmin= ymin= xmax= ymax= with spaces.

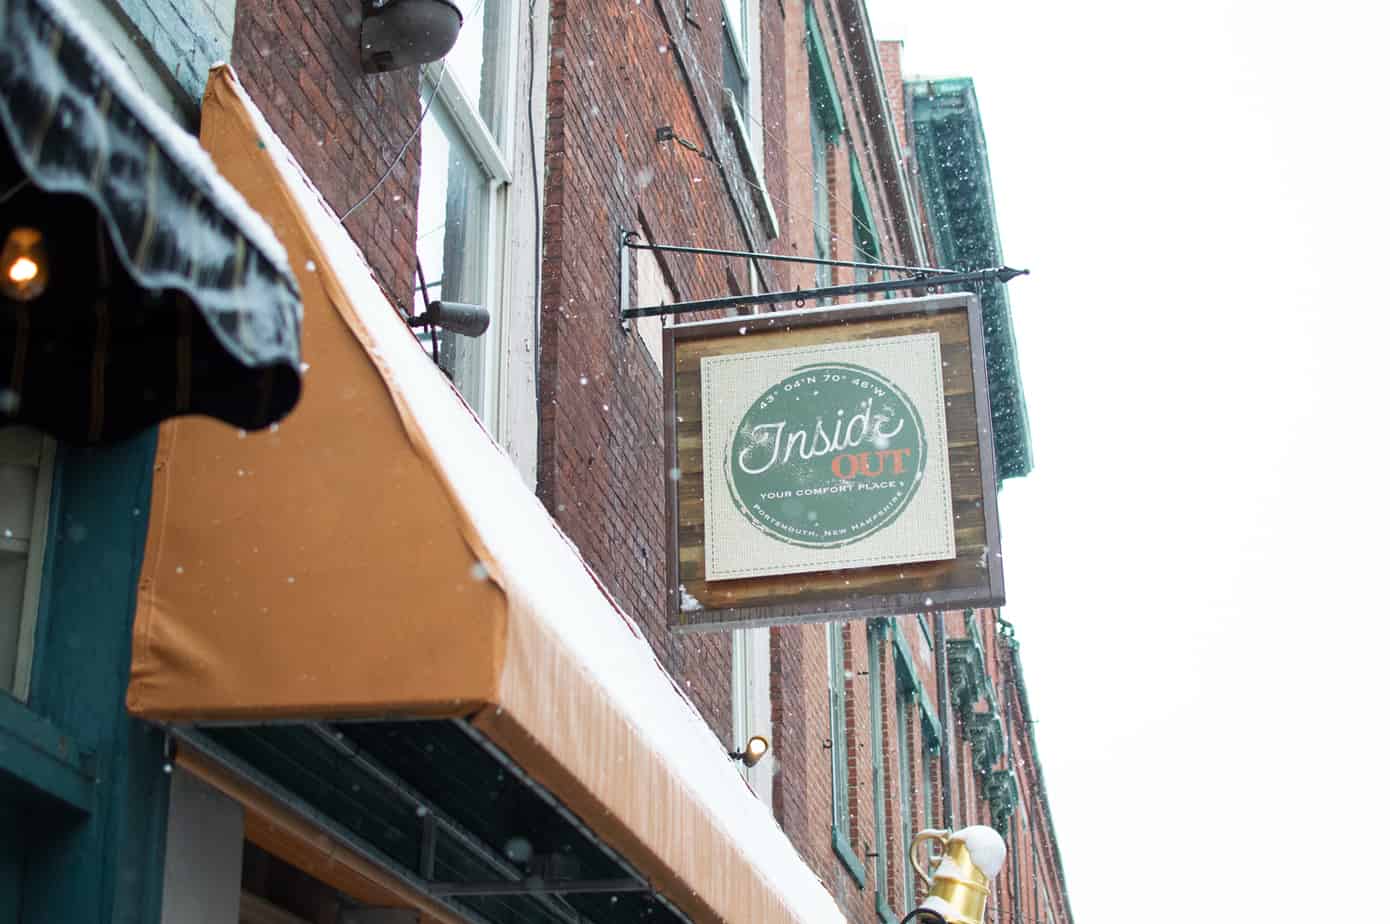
xmin=624 ymin=0 xmax=897 ymax=259
xmin=340 ymin=0 xmax=503 ymax=224
xmin=659 ymin=131 xmax=920 ymax=281
xmin=338 ymin=64 xmax=447 ymax=223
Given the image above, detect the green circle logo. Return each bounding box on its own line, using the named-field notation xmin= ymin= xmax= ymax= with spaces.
xmin=726 ymin=363 xmax=927 ymax=549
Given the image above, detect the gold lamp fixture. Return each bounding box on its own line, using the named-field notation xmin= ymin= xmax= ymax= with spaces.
xmin=728 ymin=734 xmax=770 ymax=768
xmin=907 ymin=825 xmax=1007 ymax=924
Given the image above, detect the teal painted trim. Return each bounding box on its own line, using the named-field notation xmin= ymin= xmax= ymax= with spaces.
xmin=906 ymin=78 xmax=1033 ymax=481
xmin=877 ymin=893 xmax=896 ymax=924
xmin=867 ymin=621 xmax=891 ymax=918
xmin=805 ymin=2 xmax=845 ymax=139
xmin=849 ymin=155 xmax=880 ymax=260
xmin=890 ymin=620 xmax=940 ymax=752
xmin=892 ymin=681 xmax=916 ymax=909
xmin=916 ymin=612 xmax=933 ymax=651
xmin=890 ymin=620 xmax=922 ymax=697
xmin=0 ymin=693 xmax=94 ymax=814
xmin=17 ymin=431 xmax=170 ymax=924
xmin=827 ymin=622 xmax=862 ymax=887
xmin=0 ymin=813 xmax=20 ymax=922
xmin=919 ymin=696 xmax=942 ymax=753
xmin=832 ymin=825 xmax=867 ymax=888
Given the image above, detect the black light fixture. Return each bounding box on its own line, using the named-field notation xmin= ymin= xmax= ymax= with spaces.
xmin=409 ymin=300 xmax=490 ymax=338
xmin=361 ymin=0 xmax=464 ymax=74
xmin=728 ymin=734 xmax=770 ymax=768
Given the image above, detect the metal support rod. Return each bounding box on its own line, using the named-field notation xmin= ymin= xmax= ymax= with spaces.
xmin=622 ymin=234 xmax=955 ymax=277
xmin=303 ymin=724 xmax=580 ymax=922
xmin=430 ymin=878 xmax=648 ymax=898
xmin=618 ymin=227 xmax=633 ymax=332
xmin=620 ymin=266 xmax=1029 ymax=320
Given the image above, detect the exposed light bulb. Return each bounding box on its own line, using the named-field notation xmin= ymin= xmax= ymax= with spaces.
xmin=9 ymin=256 xmax=38 ymax=283
xmin=732 ymin=734 xmax=770 ymax=768
xmin=1 ymin=228 xmax=48 ymax=302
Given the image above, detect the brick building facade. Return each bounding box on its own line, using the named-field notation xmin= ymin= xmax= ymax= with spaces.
xmin=223 ymin=1 xmax=1074 ymax=922
xmin=0 ymin=0 xmax=1071 ymax=921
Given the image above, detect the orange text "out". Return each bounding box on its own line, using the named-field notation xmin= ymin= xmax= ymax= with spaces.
xmin=831 ymin=449 xmax=912 ymax=479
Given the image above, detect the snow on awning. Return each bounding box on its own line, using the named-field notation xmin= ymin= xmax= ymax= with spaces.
xmin=0 ymin=0 xmax=301 ymax=443
xmin=126 ymin=67 xmax=845 ymax=924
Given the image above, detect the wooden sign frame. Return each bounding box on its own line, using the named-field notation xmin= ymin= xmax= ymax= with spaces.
xmin=664 ymin=293 xmax=1004 ymax=631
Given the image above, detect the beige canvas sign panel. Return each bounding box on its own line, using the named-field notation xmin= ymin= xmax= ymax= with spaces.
xmin=700 ymin=333 xmax=954 ymax=582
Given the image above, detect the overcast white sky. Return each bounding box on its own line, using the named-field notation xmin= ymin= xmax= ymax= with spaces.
xmin=865 ymin=1 xmax=1390 ymax=919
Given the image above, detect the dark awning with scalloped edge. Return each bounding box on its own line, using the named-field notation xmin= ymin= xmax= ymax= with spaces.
xmin=0 ymin=0 xmax=301 ymax=444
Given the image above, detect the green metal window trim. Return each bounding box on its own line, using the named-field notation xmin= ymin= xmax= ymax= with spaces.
xmin=868 ymin=620 xmax=893 ymax=922
xmin=805 ymin=1 xmax=845 ymax=139
xmin=809 ymin=86 xmax=833 ymax=293
xmin=832 ymin=826 xmax=865 ymax=889
xmin=965 ymin=707 xmax=1005 ymax=776
xmin=891 ymin=621 xmax=941 ymax=752
xmin=893 ymin=671 xmax=916 ymax=911
xmin=919 ymin=701 xmax=935 ymax=834
xmin=849 ymin=154 xmax=880 ymax=262
xmin=906 ymin=77 xmax=1033 ymax=482
xmin=986 ymin=767 xmax=1019 ymax=832
xmin=828 ymin=621 xmax=867 ymax=887
xmin=945 ymin=618 xmax=987 ymax=711
xmin=916 ymin=612 xmax=933 ymax=651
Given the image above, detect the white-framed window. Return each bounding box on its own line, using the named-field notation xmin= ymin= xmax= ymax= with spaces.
xmin=0 ymin=426 xmax=56 ymax=701
xmin=721 ymin=0 xmax=777 ymax=237
xmin=809 ymin=90 xmax=832 ymax=292
xmin=731 ymin=626 xmax=772 ymax=805
xmin=416 ymin=0 xmax=518 ymax=430
xmin=720 ymin=0 xmax=760 ymax=154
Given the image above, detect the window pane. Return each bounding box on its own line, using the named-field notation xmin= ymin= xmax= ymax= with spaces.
xmin=721 ymin=0 xmax=747 ymax=51
xmin=417 ymin=104 xmax=490 ymax=405
xmin=828 ymin=621 xmax=850 ymax=831
xmin=897 ymin=689 xmax=916 ymax=909
xmin=722 ymin=26 xmax=749 ymax=121
xmin=868 ymin=624 xmax=890 ymax=915
xmin=0 ymin=426 xmax=52 ymax=698
xmin=444 ymin=0 xmax=508 ymax=140
xmin=809 ymin=97 xmax=832 ymax=292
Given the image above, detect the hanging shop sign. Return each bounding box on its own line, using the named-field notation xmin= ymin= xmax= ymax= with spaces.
xmin=665 ymin=293 xmax=1004 ymax=630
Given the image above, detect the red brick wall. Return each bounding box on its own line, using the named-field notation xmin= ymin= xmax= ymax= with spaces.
xmin=877 ymin=40 xmax=910 ymax=151
xmin=536 ymin=0 xmax=800 ymax=748
xmin=230 ymin=0 xmax=421 ymax=313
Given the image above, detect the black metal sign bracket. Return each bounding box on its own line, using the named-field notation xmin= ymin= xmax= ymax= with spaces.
xmin=616 ymin=231 xmax=1027 ymax=323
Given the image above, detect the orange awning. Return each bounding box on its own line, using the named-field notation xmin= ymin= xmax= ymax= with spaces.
xmin=127 ymin=67 xmax=844 ymax=924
